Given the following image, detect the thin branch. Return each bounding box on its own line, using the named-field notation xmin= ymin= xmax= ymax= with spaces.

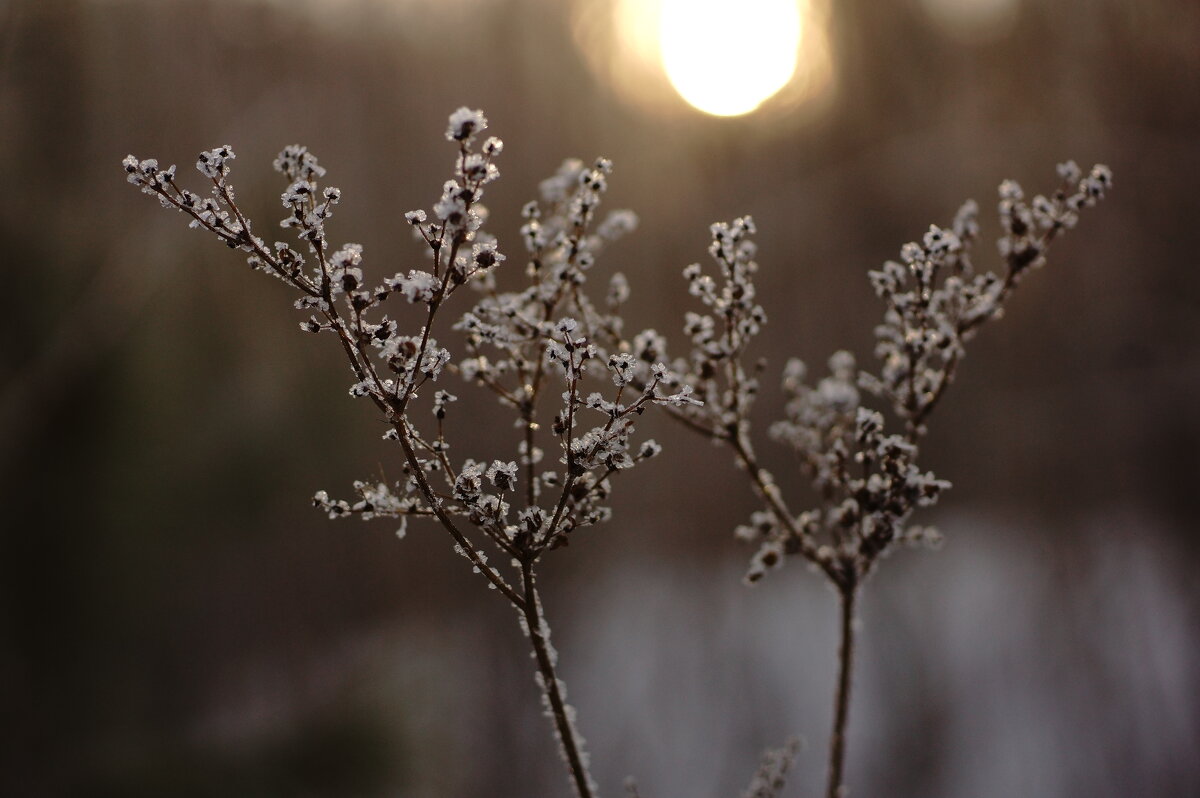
xmin=521 ymin=561 xmax=596 ymax=798
xmin=392 ymin=419 xmax=525 ymax=608
xmin=825 ymin=582 xmax=857 ymax=798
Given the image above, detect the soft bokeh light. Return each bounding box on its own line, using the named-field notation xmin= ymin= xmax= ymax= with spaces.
xmin=578 ymin=0 xmax=831 ymax=121
xmin=919 ymin=0 xmax=1021 ymax=44
xmin=659 ymin=0 xmax=802 ymax=116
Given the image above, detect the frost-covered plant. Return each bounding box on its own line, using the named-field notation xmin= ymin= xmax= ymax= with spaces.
xmin=124 ymin=107 xmax=1109 ymax=798
xmin=123 ymin=109 xmax=709 ymax=798
xmin=654 ymin=164 xmax=1112 ymax=798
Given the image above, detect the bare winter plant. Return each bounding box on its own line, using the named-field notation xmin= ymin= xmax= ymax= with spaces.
xmin=123 ymin=109 xmax=706 ymax=798
xmin=649 ymin=165 xmax=1111 ymax=798
xmin=124 ymin=108 xmax=1110 ymax=798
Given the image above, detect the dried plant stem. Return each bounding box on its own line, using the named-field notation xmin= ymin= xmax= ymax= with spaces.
xmin=521 ymin=560 xmax=595 ymax=798
xmin=725 ymin=427 xmax=833 ymax=579
xmin=392 ymin=421 xmax=526 ymax=607
xmin=826 ymin=583 xmax=857 ymax=798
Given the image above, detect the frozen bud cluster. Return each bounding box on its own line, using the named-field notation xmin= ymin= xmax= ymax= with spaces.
xmin=739 ymin=351 xmax=950 ymax=583
xmin=312 ymin=476 xmax=428 ymax=540
xmin=274 ymin=144 xmax=326 ymax=181
xmin=125 ymin=108 xmax=693 ymax=603
xmin=666 ymin=216 xmax=767 ymax=437
xmin=196 ymin=145 xmax=235 ymax=179
xmin=998 ymin=161 xmax=1111 ymax=270
xmin=859 ymin=162 xmax=1111 ymax=436
xmin=739 ymin=737 xmax=801 ymax=798
xmin=659 ymin=164 xmax=1111 ymax=589
xmin=446 ymin=106 xmax=488 ymax=144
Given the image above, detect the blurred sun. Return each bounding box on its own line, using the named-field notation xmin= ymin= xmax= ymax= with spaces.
xmin=658 ymin=0 xmax=803 ymax=117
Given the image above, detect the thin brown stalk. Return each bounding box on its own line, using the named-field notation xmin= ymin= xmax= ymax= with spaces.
xmin=826 ymin=583 xmax=857 ymax=798
xmin=521 ymin=561 xmax=596 ymax=798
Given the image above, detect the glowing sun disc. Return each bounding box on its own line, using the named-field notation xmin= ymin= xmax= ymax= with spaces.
xmin=659 ymin=0 xmax=803 ymax=117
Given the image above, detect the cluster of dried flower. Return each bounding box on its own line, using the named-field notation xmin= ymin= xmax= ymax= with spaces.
xmin=620 ymin=159 xmax=1109 ymax=798
xmin=124 ymin=112 xmax=1110 ymax=798
xmin=125 ymin=109 xmax=708 ymax=798
xmin=648 ymin=164 xmax=1112 ymax=593
xmin=740 ymin=737 xmax=803 ymax=798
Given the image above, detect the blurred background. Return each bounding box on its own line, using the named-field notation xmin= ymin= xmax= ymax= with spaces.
xmin=2 ymin=0 xmax=1198 ymax=795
